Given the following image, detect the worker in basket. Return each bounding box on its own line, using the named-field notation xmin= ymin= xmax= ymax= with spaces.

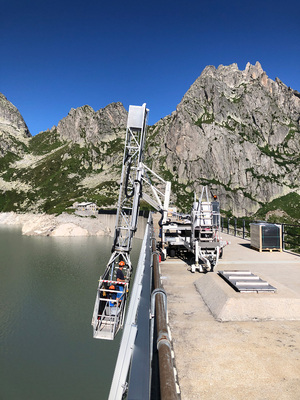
xmin=109 ymin=285 xmax=116 ymax=307
xmin=116 ymin=261 xmax=126 ymax=305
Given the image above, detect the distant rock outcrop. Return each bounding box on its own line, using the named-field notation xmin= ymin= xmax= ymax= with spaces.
xmin=56 ymin=102 xmax=127 ymax=144
xmin=146 ymin=62 xmax=300 ymax=216
xmin=0 ymin=93 xmax=31 ymax=157
xmin=0 ymin=212 xmax=111 ymax=236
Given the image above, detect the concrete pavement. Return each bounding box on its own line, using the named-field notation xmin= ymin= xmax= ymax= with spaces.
xmin=160 ymin=233 xmax=300 ymax=399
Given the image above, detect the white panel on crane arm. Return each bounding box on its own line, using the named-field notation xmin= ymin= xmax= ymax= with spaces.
xmin=127 ymin=105 xmax=145 ymax=129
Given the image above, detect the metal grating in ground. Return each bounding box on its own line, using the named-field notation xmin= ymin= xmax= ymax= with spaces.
xmin=218 ymin=270 xmax=277 ymax=293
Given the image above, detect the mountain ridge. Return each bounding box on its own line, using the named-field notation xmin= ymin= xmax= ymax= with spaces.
xmin=0 ymin=62 xmax=299 ymax=221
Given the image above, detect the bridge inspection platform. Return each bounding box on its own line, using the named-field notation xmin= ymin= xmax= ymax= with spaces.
xmin=159 ymin=232 xmax=300 ymax=400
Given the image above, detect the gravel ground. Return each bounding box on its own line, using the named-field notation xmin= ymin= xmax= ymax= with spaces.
xmin=0 ymin=211 xmax=111 ymax=236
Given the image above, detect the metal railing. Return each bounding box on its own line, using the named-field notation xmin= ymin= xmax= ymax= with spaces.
xmin=282 ymin=224 xmax=300 ymax=252
xmin=221 ymin=217 xmax=300 ymax=253
xmin=151 ymin=239 xmax=178 ymax=400
xmin=220 ymin=217 xmax=251 ymax=239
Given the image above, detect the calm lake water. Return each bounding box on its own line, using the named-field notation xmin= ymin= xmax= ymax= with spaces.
xmin=0 ymin=226 xmax=142 ymax=400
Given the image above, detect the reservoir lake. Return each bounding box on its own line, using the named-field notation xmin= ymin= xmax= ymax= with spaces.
xmin=0 ymin=225 xmax=142 ymax=400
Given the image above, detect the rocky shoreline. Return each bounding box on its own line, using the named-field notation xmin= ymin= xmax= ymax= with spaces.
xmin=0 ymin=212 xmax=112 ymax=237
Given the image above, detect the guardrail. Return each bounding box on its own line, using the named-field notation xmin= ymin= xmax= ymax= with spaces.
xmin=221 ymin=217 xmax=300 ymax=253
xmin=151 ymin=239 xmax=178 ymax=400
xmin=220 ymin=217 xmax=251 ymax=239
xmin=282 ymin=224 xmax=300 ymax=252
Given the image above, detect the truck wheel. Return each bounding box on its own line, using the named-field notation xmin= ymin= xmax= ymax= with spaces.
xmin=219 ymin=248 xmax=223 ymax=259
xmin=170 ymin=249 xmax=176 ymax=258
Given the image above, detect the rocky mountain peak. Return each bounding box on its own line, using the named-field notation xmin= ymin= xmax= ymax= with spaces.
xmin=0 ymin=93 xmax=31 ymax=158
xmin=245 ymin=61 xmax=264 ymax=78
xmin=56 ymin=101 xmax=127 ymax=144
xmin=194 ymin=62 xmax=268 ymax=92
xmin=95 ymin=102 xmax=128 ymax=132
xmin=149 ymin=62 xmax=300 ymax=216
xmin=0 ymin=93 xmax=31 ymax=138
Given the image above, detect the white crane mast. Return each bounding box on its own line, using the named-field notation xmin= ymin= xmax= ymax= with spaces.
xmin=91 ymin=104 xmax=171 ymax=340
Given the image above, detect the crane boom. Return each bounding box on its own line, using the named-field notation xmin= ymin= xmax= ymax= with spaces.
xmin=91 ymin=103 xmax=171 ymax=340
xmin=113 ymin=104 xmax=148 ymax=254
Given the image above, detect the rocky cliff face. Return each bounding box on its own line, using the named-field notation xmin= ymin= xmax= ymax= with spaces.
xmin=56 ymin=102 xmax=127 ymax=144
xmin=0 ymin=98 xmax=127 ymax=213
xmin=0 ymin=93 xmax=31 ymax=158
xmin=147 ymin=62 xmax=300 ymax=216
xmin=0 ymin=62 xmax=299 ymax=219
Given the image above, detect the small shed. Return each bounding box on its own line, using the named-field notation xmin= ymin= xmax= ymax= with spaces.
xmin=76 ymin=202 xmax=97 ymax=212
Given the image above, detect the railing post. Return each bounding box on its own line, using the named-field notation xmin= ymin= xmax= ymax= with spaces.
xmin=234 ymin=218 xmax=237 ymax=236
xmin=282 ymin=224 xmax=285 ymax=251
xmin=243 ymin=219 xmax=245 ymax=239
xmin=227 ymin=218 xmax=230 ymax=234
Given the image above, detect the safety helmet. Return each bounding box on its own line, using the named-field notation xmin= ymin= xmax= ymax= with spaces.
xmin=109 ymin=285 xmax=115 ymax=290
xmin=119 ymin=261 xmax=125 ymax=266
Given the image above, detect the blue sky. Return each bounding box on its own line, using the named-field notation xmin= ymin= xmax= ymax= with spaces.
xmin=1 ymin=0 xmax=299 ymax=135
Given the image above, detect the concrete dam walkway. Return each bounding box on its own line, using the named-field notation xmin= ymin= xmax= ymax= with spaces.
xmin=160 ymin=233 xmax=300 ymax=400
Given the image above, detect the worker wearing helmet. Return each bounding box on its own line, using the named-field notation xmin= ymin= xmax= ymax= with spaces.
xmin=108 ymin=285 xmax=116 ymax=307
xmin=117 ymin=261 xmax=125 ymax=282
xmin=116 ymin=261 xmax=125 ymax=305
